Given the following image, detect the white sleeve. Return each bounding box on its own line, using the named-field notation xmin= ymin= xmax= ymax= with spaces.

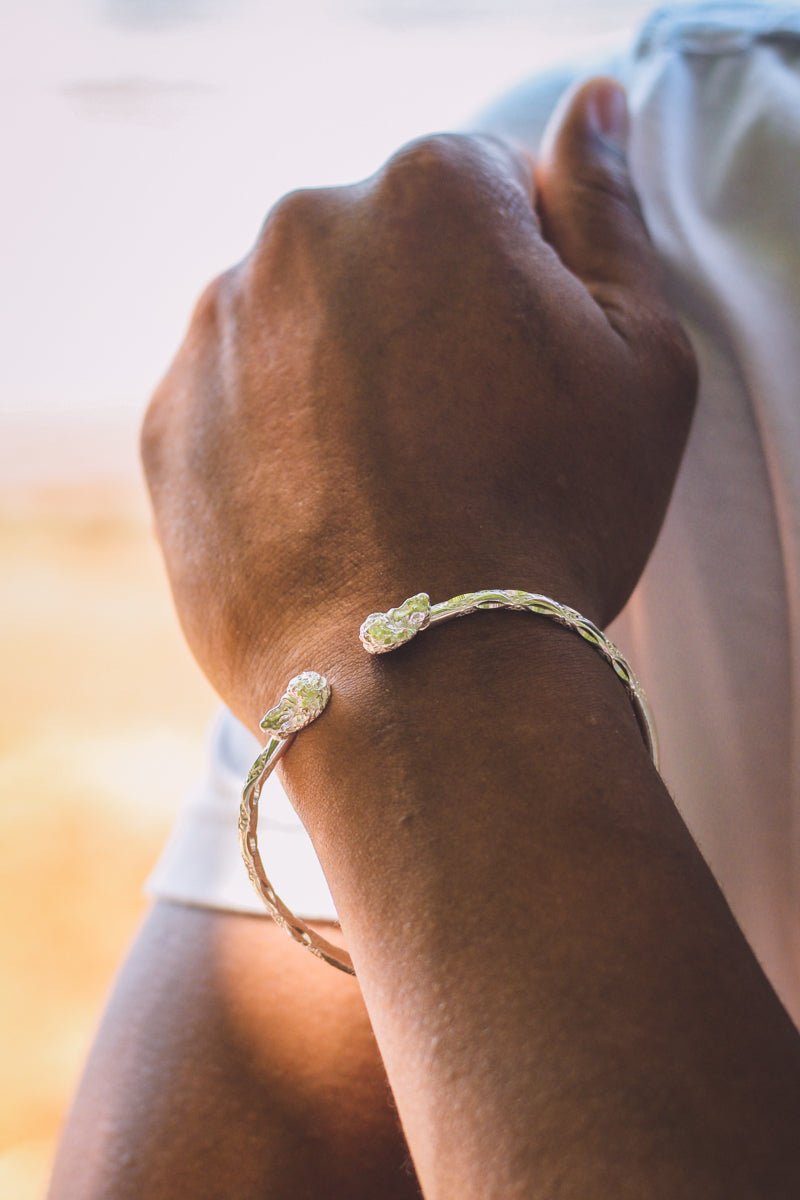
xmin=144 ymin=707 xmax=338 ymax=921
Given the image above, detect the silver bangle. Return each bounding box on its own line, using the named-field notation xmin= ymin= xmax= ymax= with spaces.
xmin=239 ymin=589 xmax=658 ymax=975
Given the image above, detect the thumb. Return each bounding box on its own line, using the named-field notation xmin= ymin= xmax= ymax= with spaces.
xmin=536 ymin=77 xmax=664 ymax=326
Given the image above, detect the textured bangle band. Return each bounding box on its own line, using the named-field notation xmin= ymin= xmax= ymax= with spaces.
xmin=239 ymin=588 xmax=658 ymax=975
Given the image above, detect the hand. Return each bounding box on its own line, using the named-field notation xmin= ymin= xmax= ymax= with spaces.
xmin=141 ymin=78 xmax=697 ymax=727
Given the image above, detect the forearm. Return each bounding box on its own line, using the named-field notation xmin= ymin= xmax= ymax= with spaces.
xmin=281 ymin=612 xmax=800 ymax=1199
xmin=48 ymin=904 xmax=419 ymax=1200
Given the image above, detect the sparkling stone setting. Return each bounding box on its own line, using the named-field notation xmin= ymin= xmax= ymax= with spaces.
xmin=359 ymin=592 xmax=431 ymax=654
xmin=259 ymin=670 xmax=331 ymax=736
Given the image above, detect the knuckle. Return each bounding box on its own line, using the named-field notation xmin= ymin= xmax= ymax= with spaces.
xmin=141 ymin=269 xmax=232 ymax=483
xmin=254 ymin=186 xmax=331 ymax=255
xmin=190 ymin=273 xmax=225 ymax=332
xmin=189 ymin=268 xmax=240 ymax=354
xmin=139 ymin=387 xmax=167 ymax=483
xmin=268 ymin=186 xmax=318 ymax=227
xmin=379 ymin=132 xmax=482 ymax=202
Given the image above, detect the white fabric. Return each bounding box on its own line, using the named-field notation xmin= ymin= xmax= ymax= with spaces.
xmin=146 ymin=709 xmax=338 ymax=918
xmin=145 ymin=1 xmax=800 ymax=1028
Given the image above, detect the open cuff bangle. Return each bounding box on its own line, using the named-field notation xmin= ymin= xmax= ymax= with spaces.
xmin=239 ymin=588 xmax=658 ymax=975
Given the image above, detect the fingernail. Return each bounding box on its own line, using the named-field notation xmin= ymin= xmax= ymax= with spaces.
xmin=588 ymin=80 xmax=629 ymax=151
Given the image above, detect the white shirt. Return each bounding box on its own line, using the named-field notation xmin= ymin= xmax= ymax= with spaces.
xmin=146 ymin=1 xmax=800 ymax=1029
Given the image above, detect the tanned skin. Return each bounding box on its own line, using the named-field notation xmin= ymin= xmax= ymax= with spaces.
xmin=50 ymin=80 xmax=800 ymax=1199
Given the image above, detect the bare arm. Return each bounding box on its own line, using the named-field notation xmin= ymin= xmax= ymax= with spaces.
xmin=48 ymin=902 xmax=421 ymax=1199
xmin=284 ymin=613 xmax=800 ymax=1198
xmin=137 ymin=76 xmax=800 ymax=1197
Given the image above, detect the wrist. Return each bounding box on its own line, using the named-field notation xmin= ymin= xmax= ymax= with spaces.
xmin=235 ymin=580 xmax=656 ymax=979
xmin=270 ymin=593 xmax=650 ymax=836
xmin=238 ymin=560 xmax=606 ymax=735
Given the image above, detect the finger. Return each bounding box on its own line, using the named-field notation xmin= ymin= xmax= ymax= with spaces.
xmin=376 ymin=131 xmax=539 ymax=224
xmin=536 ymin=77 xmax=665 ymax=328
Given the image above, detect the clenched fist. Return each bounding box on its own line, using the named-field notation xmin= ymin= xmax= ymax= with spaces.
xmin=141 ymin=79 xmax=696 ymax=729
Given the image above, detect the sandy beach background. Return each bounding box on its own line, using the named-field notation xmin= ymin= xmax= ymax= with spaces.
xmin=0 ymin=481 xmax=217 ymax=1196
xmin=1 ymin=1 xmax=655 ymax=1194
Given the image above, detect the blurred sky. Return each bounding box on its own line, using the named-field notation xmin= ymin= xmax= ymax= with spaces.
xmin=1 ymin=0 xmax=660 ymax=482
